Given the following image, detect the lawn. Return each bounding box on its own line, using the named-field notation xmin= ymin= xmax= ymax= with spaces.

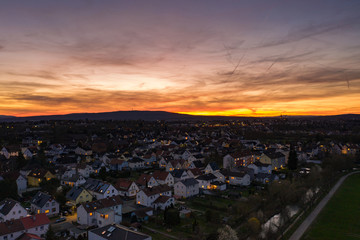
xmin=302 ymin=173 xmax=360 ymax=240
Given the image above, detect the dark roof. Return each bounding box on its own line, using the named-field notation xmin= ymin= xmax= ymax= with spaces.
xmin=208 ymin=162 xmax=219 ymax=171
xmin=142 ymin=185 xmax=172 ymax=197
xmin=170 ymin=169 xmax=186 ymax=179
xmin=0 ymin=198 xmax=20 ymax=216
xmin=89 ymin=224 xmax=150 ymax=240
xmin=153 ymin=196 xmax=171 ymax=204
xmin=81 ymin=196 xmax=123 ymax=213
xmin=66 ymin=187 xmax=88 ymax=201
xmin=192 ymin=160 xmax=204 ymax=168
xmin=264 ymin=151 xmax=285 ymax=159
xmin=178 ymin=178 xmax=198 ymax=187
xmin=31 ymin=192 xmax=56 ymax=208
xmin=83 ymin=178 xmax=113 ymax=194
xmin=196 ymin=173 xmax=217 ymax=181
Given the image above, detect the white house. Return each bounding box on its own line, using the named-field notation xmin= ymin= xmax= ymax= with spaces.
xmin=30 ymin=192 xmax=59 ymax=217
xmin=174 ymin=178 xmax=199 ymax=198
xmin=1 ymin=172 xmax=27 ymax=194
xmin=77 ymin=196 xmax=123 ymax=227
xmin=204 ymin=162 xmax=220 ymax=174
xmin=0 ymin=214 xmax=50 ymax=240
xmin=115 ymin=179 xmax=139 ymax=197
xmin=136 ymin=185 xmax=173 ymax=210
xmin=136 ymin=174 xmax=159 ymax=189
xmin=227 ymin=171 xmax=251 ymax=186
xmin=83 ymin=178 xmax=119 ymax=200
xmin=248 ymin=162 xmax=272 ymax=174
xmin=127 ymin=157 xmax=146 ymax=170
xmin=0 ymin=199 xmax=27 ymax=222
xmin=196 ymin=173 xmax=218 ymax=190
xmin=152 ymin=171 xmax=174 ymax=186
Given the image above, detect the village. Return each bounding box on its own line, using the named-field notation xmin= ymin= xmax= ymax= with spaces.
xmin=0 ymin=118 xmax=359 ymax=240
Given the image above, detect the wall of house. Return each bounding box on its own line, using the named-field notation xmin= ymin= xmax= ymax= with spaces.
xmin=0 ymin=203 xmax=27 ymax=222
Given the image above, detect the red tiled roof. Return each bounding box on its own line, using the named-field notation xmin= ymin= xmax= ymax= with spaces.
xmin=154 ymin=196 xmax=171 ymax=204
xmin=20 ymin=214 xmax=50 ymax=229
xmin=115 ymin=179 xmax=133 ymax=190
xmin=136 ymin=174 xmax=153 ymax=186
xmin=17 ymin=233 xmax=44 ymax=240
xmin=152 ymin=171 xmax=170 ymax=181
xmin=142 ymin=185 xmax=172 ymax=197
xmin=0 ymin=219 xmax=24 ymax=235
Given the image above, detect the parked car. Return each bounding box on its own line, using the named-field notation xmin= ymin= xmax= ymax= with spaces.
xmin=55 ymin=217 xmax=66 ymax=223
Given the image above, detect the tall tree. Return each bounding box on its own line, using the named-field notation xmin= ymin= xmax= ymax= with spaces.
xmin=288 ymin=148 xmax=298 ymax=170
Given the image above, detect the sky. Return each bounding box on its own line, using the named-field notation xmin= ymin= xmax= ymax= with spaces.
xmin=1 ymin=0 xmax=360 ymax=117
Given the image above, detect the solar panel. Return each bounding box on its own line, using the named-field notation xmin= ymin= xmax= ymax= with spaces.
xmin=108 ymin=226 xmax=115 ymax=232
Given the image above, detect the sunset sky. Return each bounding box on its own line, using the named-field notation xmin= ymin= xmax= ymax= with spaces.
xmin=1 ymin=0 xmax=360 ymax=117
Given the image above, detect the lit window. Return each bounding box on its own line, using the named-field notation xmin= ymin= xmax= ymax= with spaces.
xmin=37 ymin=210 xmax=40 ymax=214
xmin=45 ymin=210 xmax=49 ymax=213
xmin=89 ymin=212 xmax=93 ymax=216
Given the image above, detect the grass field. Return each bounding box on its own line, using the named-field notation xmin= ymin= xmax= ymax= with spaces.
xmin=302 ymin=173 xmax=360 ymax=240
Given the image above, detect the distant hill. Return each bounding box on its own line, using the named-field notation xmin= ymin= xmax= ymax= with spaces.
xmin=0 ymin=111 xmax=359 ymax=122
xmin=0 ymin=115 xmax=14 ymax=119
xmin=0 ymin=111 xmax=251 ymax=122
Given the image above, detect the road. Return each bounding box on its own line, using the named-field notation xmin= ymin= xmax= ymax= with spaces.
xmin=288 ymin=171 xmax=359 ymax=240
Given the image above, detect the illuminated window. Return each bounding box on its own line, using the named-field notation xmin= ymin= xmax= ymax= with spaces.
xmin=89 ymin=213 xmax=93 ymax=216
xmin=45 ymin=210 xmax=49 ymax=213
xmin=137 ymin=201 xmax=140 ymax=204
xmin=107 ymin=190 xmax=110 ymax=194
xmin=231 ymin=177 xmax=234 ymax=179
xmin=38 ymin=179 xmax=41 ymax=182
xmin=37 ymin=210 xmax=40 ymax=214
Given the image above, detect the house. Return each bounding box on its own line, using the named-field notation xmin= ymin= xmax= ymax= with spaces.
xmin=223 ymin=151 xmax=254 ymax=169
xmin=174 ymin=178 xmax=199 ymax=198
xmin=27 ymin=169 xmax=56 ymax=187
xmin=196 ymin=173 xmax=217 ymax=190
xmin=0 ymin=214 xmax=50 ymax=240
xmin=210 ymin=181 xmax=226 ymax=191
xmin=61 ymin=173 xmax=86 ymax=187
xmin=0 ymin=199 xmax=27 ymax=222
xmin=20 ymin=214 xmax=50 ymax=237
xmin=115 ymin=179 xmax=139 ymax=197
xmin=204 ymin=162 xmax=219 ymax=174
xmin=136 ymin=185 xmax=173 ymax=210
xmin=1 ymin=171 xmax=27 ymax=194
xmin=76 ymin=164 xmax=94 ymax=178
xmin=83 ymin=178 xmax=119 ymax=200
xmin=152 ymin=171 xmax=174 ymax=186
xmin=170 ymin=169 xmax=190 ymax=182
xmin=88 ymin=224 xmax=151 ymax=240
xmin=66 ymin=187 xmax=93 ymax=206
xmin=226 ymin=171 xmax=251 ymax=186
xmin=188 ymin=160 xmax=204 ymax=169
xmin=187 ymin=168 xmax=202 ymax=178
xmin=254 ymin=173 xmax=279 ymax=184
xmin=108 ymin=159 xmax=128 ymax=171
xmin=77 ymin=196 xmax=123 ymax=227
xmin=127 ymin=158 xmax=145 ymax=170
xmin=136 ymin=174 xmax=159 ymax=188
xmin=75 ymin=147 xmax=92 ymax=156
xmin=166 ymin=159 xmax=185 ymax=172
xmin=248 ymin=162 xmax=272 ymax=174
xmin=260 ymin=151 xmax=286 ymax=170
xmin=30 ymin=192 xmax=59 ymax=217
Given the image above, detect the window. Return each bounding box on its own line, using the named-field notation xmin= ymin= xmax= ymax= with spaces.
xmin=13 ymin=211 xmax=15 ymax=215
xmin=40 ymin=226 xmax=44 ymax=230
xmin=89 ymin=213 xmax=93 ymax=216
xmin=36 ymin=227 xmax=38 ymax=231
xmin=52 ymin=208 xmax=56 ymax=212
xmin=112 ymin=189 xmax=114 ymax=193
xmin=18 ymin=210 xmax=21 ymax=214
xmin=45 ymin=210 xmax=50 ymax=214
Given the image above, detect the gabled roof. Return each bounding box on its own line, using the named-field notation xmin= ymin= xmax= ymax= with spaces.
xmin=20 ymin=214 xmax=50 ymax=229
xmin=31 ymin=192 xmax=56 ymax=208
xmin=0 ymin=198 xmax=20 ymax=216
xmin=0 ymin=218 xmax=24 ymax=236
xmin=263 ymin=151 xmax=285 ymax=159
xmin=170 ymin=169 xmax=186 ymax=179
xmin=196 ymin=173 xmax=217 ymax=181
xmin=192 ymin=160 xmax=204 ymax=169
xmin=66 ymin=187 xmax=89 ymax=201
xmin=188 ymin=168 xmax=202 ymax=177
xmin=83 ymin=178 xmax=113 ymax=194
xmin=207 ymin=162 xmax=219 ymax=171
xmin=153 ymin=195 xmax=171 ymax=204
xmin=152 ymin=171 xmax=171 ymax=181
xmin=142 ymin=185 xmax=172 ymax=197
xmin=115 ymin=179 xmax=134 ymax=190
xmin=178 ymin=178 xmax=198 ymax=187
xmin=136 ymin=174 xmax=155 ymax=186
xmin=81 ymin=196 xmax=123 ymax=213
